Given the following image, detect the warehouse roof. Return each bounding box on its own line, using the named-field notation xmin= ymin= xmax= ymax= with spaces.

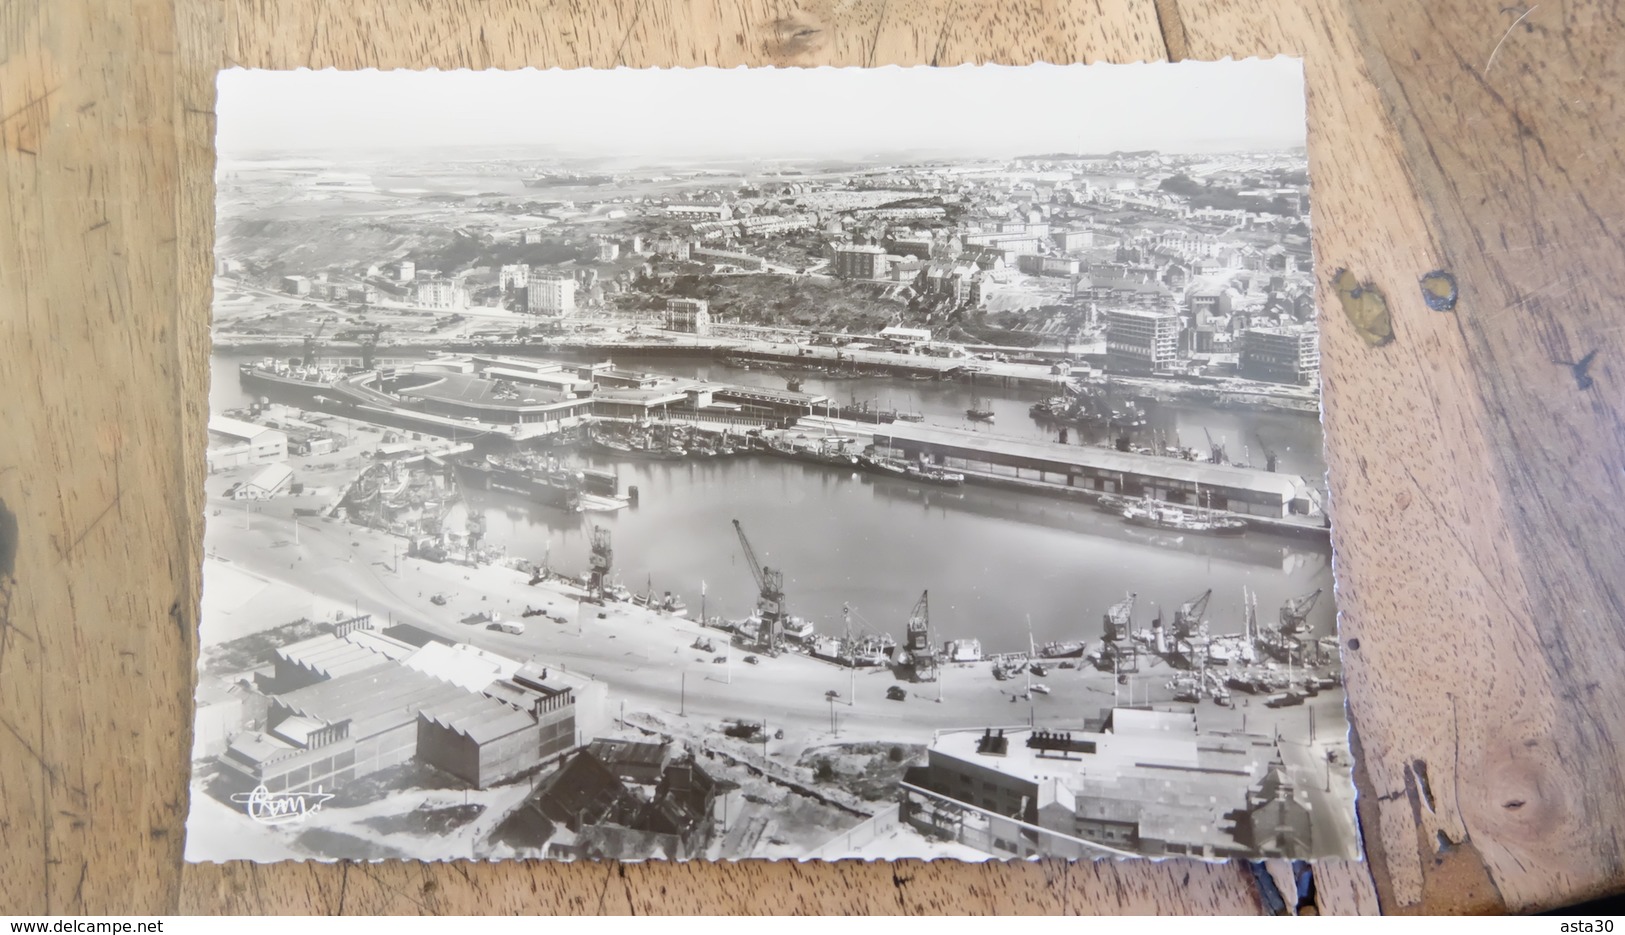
xmin=274 ymin=665 xmax=470 ymax=740
xmin=880 ymin=422 xmax=1305 ymax=499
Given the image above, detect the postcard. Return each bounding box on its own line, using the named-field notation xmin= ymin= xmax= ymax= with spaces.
xmin=186 ymin=61 xmax=1355 ymax=862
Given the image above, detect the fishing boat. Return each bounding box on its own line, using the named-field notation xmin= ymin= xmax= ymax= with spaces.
xmin=965 ymin=396 xmax=996 ymax=422
xmin=1120 ymin=498 xmax=1248 ymax=535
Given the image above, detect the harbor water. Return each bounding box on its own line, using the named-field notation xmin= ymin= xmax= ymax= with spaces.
xmin=212 ymin=352 xmax=1338 ymax=655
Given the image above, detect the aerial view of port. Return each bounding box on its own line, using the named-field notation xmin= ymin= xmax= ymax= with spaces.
xmin=187 ymin=64 xmax=1355 ymax=863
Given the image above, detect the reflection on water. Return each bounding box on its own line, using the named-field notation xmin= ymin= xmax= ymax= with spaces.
xmin=449 ymin=453 xmax=1336 ymax=656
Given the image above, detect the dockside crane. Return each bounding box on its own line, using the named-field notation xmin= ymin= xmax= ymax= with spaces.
xmin=1172 ymin=589 xmax=1212 ymax=641
xmin=733 ymin=519 xmax=784 ymax=652
xmin=1255 ymin=432 xmax=1279 ymax=473
xmin=1203 ymin=427 xmax=1227 ymax=465
xmin=301 ymin=321 xmax=327 ymax=372
xmin=1099 ymin=592 xmax=1139 ymax=673
xmin=359 ymin=324 xmax=385 ymax=371
xmin=587 ymin=526 xmax=612 ymax=600
xmin=905 ymin=591 xmax=937 ymax=683
xmin=1279 ymin=588 xmax=1323 ymax=635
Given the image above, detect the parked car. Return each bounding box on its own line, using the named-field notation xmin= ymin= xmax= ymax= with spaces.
xmin=886 ymin=686 xmax=907 ymax=702
xmin=743 ymin=655 xmax=759 ymax=665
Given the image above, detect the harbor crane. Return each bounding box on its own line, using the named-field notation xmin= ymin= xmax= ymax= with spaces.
xmin=1203 ymin=427 xmax=1227 ymax=465
xmin=905 ymin=591 xmax=938 ymax=683
xmin=301 ymin=321 xmax=327 ymax=371
xmin=1172 ymin=589 xmax=1212 ymax=641
xmin=1098 ymin=592 xmax=1140 ymax=674
xmin=587 ymin=526 xmax=612 ymax=600
xmin=1254 ymin=432 xmax=1279 ymax=473
xmin=359 ymin=324 xmax=385 ymax=371
xmin=733 ymin=519 xmax=784 ymax=652
xmin=1280 ymin=588 xmax=1323 ymax=634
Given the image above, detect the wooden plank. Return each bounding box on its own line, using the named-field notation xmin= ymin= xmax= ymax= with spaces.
xmin=1168 ymin=0 xmax=1625 ymax=913
xmin=0 ymin=0 xmax=195 ymax=915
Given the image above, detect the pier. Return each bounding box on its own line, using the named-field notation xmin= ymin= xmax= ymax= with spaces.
xmin=857 ymin=421 xmax=1328 ymax=535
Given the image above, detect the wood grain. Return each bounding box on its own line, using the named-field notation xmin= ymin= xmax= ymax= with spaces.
xmin=3 ymin=0 xmax=1622 ymax=915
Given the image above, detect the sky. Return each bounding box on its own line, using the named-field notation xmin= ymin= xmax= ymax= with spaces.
xmin=216 ymin=60 xmax=1306 ymax=163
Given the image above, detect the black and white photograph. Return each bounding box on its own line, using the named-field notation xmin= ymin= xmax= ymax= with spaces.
xmin=185 ymin=61 xmax=1357 ymax=864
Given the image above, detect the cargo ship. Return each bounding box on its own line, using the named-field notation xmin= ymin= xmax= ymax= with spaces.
xmin=453 ymin=455 xmax=583 ymax=511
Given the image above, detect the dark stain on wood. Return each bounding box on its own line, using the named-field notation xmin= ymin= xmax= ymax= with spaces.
xmin=0 ymin=498 xmax=15 ymax=578
xmin=1332 ymin=268 xmax=1394 ymax=346
xmin=1553 ymin=349 xmax=1599 ymax=390
xmin=1419 ymin=270 xmax=1458 ymax=311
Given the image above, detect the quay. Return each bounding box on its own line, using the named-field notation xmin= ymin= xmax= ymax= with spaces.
xmin=807 ymin=418 xmax=1328 ymax=538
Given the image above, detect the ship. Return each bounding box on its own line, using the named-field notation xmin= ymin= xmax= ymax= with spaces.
xmin=776 ymin=436 xmax=859 ymax=468
xmin=452 ymin=455 xmax=582 ymax=511
xmin=1037 ymin=640 xmax=1087 ymax=659
xmin=1120 ymin=498 xmax=1248 ymax=535
xmin=809 ymin=633 xmax=896 ymax=668
xmin=904 ymin=463 xmax=964 ymax=486
xmin=856 ymin=451 xmax=909 ymax=477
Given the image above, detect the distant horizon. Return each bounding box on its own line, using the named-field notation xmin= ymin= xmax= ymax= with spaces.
xmin=217 ymin=61 xmax=1308 ymax=163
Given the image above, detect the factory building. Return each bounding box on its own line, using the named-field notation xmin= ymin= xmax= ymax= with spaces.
xmin=215 ymin=628 xmax=583 ymax=795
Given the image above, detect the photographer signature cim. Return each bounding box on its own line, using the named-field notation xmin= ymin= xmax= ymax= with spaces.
xmin=229 ymin=785 xmax=335 ymax=825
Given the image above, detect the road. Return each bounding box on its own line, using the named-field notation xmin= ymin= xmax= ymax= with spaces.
xmin=203 ymin=486 xmax=1349 ymax=804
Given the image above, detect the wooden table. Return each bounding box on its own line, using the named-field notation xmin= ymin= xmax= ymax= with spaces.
xmin=3 ymin=0 xmax=1622 ymax=915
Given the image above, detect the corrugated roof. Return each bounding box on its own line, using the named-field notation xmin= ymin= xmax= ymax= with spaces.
xmin=275 ymin=630 xmax=416 ymax=680
xmin=403 ymin=642 xmax=522 ymax=692
xmin=418 ymin=692 xmax=537 ymax=745
xmin=274 ymin=665 xmax=470 ymax=740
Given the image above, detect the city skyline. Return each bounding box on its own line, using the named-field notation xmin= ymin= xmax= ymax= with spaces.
xmin=217 ymin=60 xmax=1308 ymax=163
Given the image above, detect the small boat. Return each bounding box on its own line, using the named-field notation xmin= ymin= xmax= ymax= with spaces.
xmin=966 ymin=388 xmax=995 ymax=422
xmin=856 ymin=452 xmax=909 ymax=477
xmin=904 ymin=463 xmax=965 ymax=486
